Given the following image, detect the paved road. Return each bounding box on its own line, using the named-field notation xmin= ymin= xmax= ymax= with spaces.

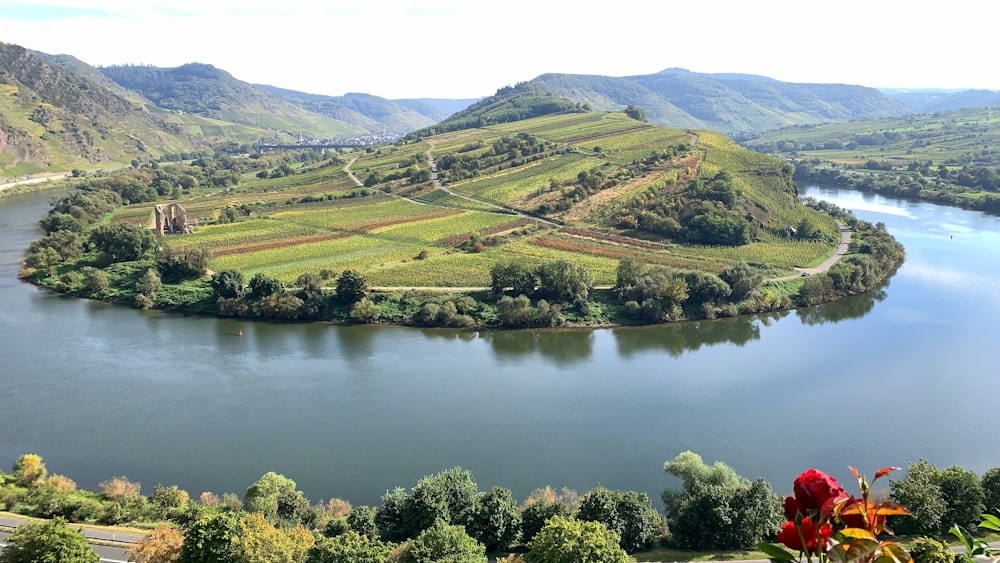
xmin=0 ymin=515 xmax=142 ymax=562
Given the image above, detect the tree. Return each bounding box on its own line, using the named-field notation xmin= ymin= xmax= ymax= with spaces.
xmin=137 ymin=268 xmax=163 ymax=297
xmin=234 ymin=512 xmax=314 ymax=563
xmin=89 ymin=222 xmax=159 ymax=262
xmin=335 ymin=269 xmax=369 ymax=305
xmin=624 ymin=105 xmax=647 ymax=122
xmin=83 ymin=268 xmax=110 ymax=294
xmin=407 ymin=467 xmax=479 ymax=533
xmin=889 ymin=459 xmax=947 ymax=535
xmin=26 ymin=230 xmax=84 ymax=260
xmin=100 ymin=475 xmax=142 ymax=500
xmin=614 ymin=258 xmax=645 ymax=296
xmin=469 ymin=486 xmax=521 ymax=552
xmin=719 ymin=263 xmax=763 ymax=300
xmin=376 ymin=487 xmax=410 ymax=542
xmin=179 ymin=511 xmax=241 ymax=563
xmin=156 ymin=245 xmax=211 ymax=282
xmin=402 ymin=521 xmax=486 ymax=563
xmin=576 ymin=487 xmax=661 ymax=553
xmin=662 ymin=451 xmax=780 ymax=549
xmin=211 ymin=270 xmax=245 ymax=300
xmin=526 ymin=516 xmax=628 ymax=563
xmin=535 ymin=260 xmax=593 ymax=302
xmin=126 ymin=525 xmax=183 ymax=563
xmin=350 ymin=298 xmax=380 ymax=323
xmin=242 ymin=473 xmax=296 ymax=522
xmin=0 ymin=518 xmax=98 ymax=563
xmin=981 ymin=467 xmax=1000 ymax=516
xmin=496 ymin=295 xmax=535 ymax=327
xmin=675 ymin=271 xmax=731 ymax=306
xmin=247 ymin=273 xmax=283 ymax=301
xmin=938 ymin=465 xmax=985 ymax=531
xmin=306 ymin=530 xmax=392 ymax=563
xmin=347 ymin=505 xmax=379 ymax=539
xmin=489 ymin=262 xmax=535 ymax=297
xmin=520 ymin=500 xmax=571 ymax=546
xmin=150 ymin=485 xmax=190 ymax=515
xmin=12 ymin=453 xmax=47 ymax=485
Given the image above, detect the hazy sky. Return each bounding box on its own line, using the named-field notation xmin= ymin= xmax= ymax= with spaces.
xmin=1 ymin=0 xmax=994 ymax=100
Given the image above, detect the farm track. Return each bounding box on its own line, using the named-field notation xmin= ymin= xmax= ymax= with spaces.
xmin=423 ymin=140 xmax=562 ymax=228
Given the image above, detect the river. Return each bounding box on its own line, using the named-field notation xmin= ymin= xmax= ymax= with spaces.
xmin=1 ymin=185 xmax=998 ymax=506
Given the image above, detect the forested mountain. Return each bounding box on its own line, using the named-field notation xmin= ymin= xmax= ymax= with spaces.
xmin=256 ymin=86 xmax=469 ymax=135
xmin=98 ymin=63 xmax=364 ymax=138
xmin=883 ymin=88 xmax=1000 ymax=113
xmin=530 ymin=68 xmax=911 ymax=134
xmin=0 ymin=42 xmax=197 ymax=175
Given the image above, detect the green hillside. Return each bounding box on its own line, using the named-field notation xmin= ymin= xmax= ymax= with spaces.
xmin=530 ymin=68 xmax=911 ymax=134
xmin=0 ymin=42 xmax=198 ymax=176
xmin=258 ymin=86 xmax=458 ymax=135
xmin=99 ymin=63 xmax=364 ymax=138
xmin=742 ymin=107 xmax=1000 ymax=214
xmin=127 ymin=110 xmax=841 ymax=287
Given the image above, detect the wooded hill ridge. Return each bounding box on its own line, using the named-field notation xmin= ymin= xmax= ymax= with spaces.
xmin=2 ymin=39 xmax=999 ymax=178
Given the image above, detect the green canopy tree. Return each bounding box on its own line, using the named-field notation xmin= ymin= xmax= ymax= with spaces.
xmin=0 ymin=518 xmax=98 ymax=563
xmin=526 ymin=516 xmax=628 ymax=563
xmin=89 ymin=222 xmax=159 ymax=262
xmin=469 ymin=486 xmax=521 ymax=552
xmin=402 ymin=521 xmax=486 ymax=563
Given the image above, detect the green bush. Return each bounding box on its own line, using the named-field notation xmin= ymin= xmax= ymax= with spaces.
xmin=909 ymin=537 xmax=955 ymax=563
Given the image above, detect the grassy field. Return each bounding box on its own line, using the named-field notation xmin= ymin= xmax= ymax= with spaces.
xmin=743 ymin=106 xmax=1000 ymax=166
xmin=110 ymin=111 xmax=841 ymax=287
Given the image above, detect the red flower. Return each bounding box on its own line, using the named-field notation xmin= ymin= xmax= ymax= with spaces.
xmin=793 ymin=469 xmax=847 ymax=513
xmin=783 ymin=495 xmax=803 ymax=520
xmin=777 ymin=517 xmax=832 ymax=555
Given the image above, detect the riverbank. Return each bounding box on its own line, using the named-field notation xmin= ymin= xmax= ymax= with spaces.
xmin=0 ymin=172 xmax=74 ymax=198
xmin=19 ymin=213 xmax=901 ymax=330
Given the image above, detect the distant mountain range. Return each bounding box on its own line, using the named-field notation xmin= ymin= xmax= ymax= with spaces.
xmin=2 ymin=40 xmax=999 ymax=177
xmin=528 ymin=68 xmax=913 ymax=133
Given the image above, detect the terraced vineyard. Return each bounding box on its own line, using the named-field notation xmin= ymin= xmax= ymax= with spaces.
xmin=112 ymin=110 xmax=841 ymax=287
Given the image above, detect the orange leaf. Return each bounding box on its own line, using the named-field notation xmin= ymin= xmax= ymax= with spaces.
xmin=875 ymin=467 xmax=900 ymax=480
xmin=874 ymin=503 xmax=910 ymax=517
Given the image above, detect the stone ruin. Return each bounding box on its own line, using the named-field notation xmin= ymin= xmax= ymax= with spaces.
xmin=151 ymin=202 xmax=196 ymax=235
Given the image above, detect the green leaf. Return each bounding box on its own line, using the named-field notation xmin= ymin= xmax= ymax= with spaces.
xmin=980 ymin=514 xmax=1000 ymax=531
xmin=756 ymin=542 xmax=797 ymax=561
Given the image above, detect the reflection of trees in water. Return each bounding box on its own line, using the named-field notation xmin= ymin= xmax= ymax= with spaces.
xmin=332 ymin=324 xmax=377 ymax=364
xmin=796 ymin=288 xmax=886 ymax=326
xmin=612 ymin=312 xmax=786 ymax=358
xmin=482 ymin=329 xmax=594 ymax=366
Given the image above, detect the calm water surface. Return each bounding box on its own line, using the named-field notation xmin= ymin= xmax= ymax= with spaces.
xmin=1 ymin=185 xmax=998 ymax=504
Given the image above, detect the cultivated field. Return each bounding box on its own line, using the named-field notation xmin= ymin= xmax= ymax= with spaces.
xmin=117 ymin=111 xmax=840 ymax=286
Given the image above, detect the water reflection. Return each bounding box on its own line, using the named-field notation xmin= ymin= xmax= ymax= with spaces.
xmin=612 ymin=313 xmax=782 ymax=357
xmin=796 ymin=289 xmax=887 ymax=326
xmin=483 ymin=328 xmax=593 ymax=366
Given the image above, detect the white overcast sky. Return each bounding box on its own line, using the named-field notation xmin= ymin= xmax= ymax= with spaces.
xmin=0 ymin=0 xmax=994 ymax=100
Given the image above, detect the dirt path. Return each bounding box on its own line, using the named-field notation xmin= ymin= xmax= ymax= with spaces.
xmin=423 ymin=141 xmax=562 ymax=228
xmin=766 ymin=222 xmax=852 ymax=282
xmin=344 ymin=155 xmax=362 ymax=186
